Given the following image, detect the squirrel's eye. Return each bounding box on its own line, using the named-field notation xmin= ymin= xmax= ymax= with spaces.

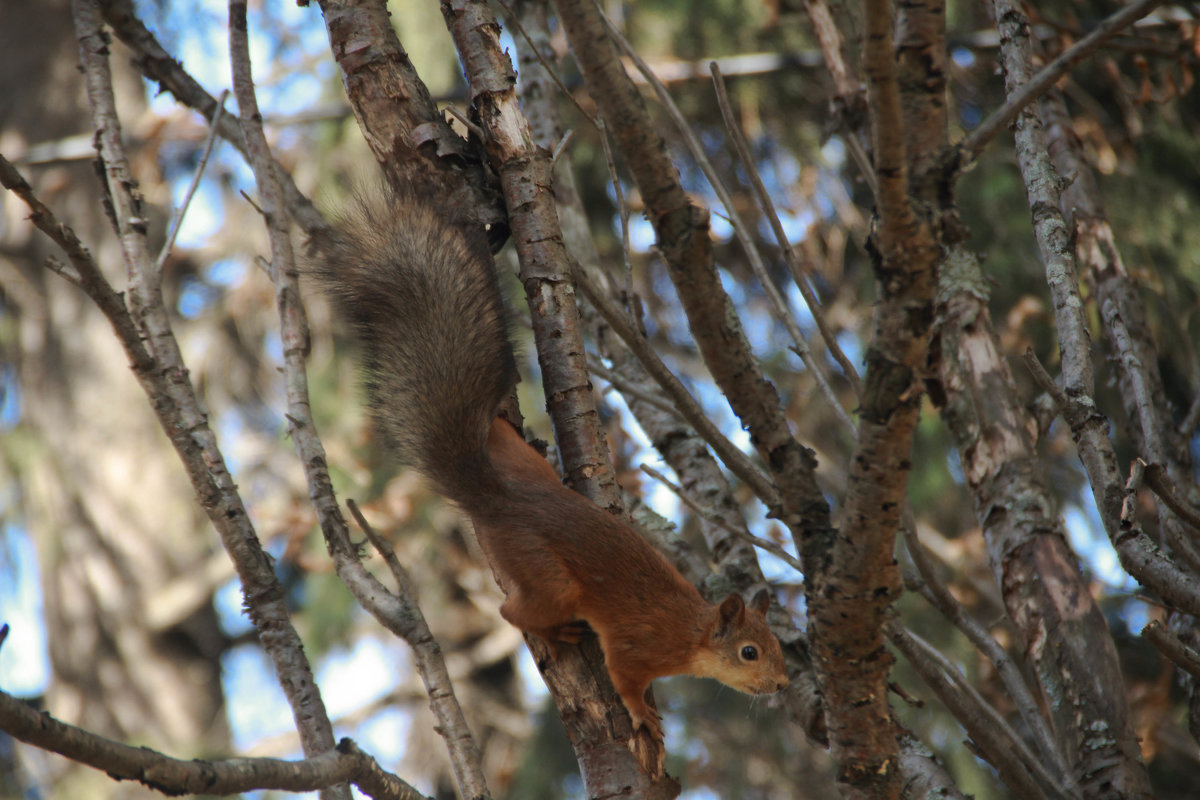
xmin=740 ymin=645 xmax=759 ymax=661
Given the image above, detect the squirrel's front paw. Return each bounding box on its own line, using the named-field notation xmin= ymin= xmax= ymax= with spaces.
xmin=629 ymin=707 xmax=663 ymax=740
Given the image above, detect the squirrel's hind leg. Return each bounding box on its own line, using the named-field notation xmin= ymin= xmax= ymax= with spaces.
xmin=499 ymin=580 xmax=582 ymax=656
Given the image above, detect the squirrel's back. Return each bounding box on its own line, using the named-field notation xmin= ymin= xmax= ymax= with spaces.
xmin=312 ymin=189 xmax=517 ymax=504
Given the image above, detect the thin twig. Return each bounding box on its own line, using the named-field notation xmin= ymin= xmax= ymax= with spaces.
xmin=710 ymin=62 xmax=862 ymax=402
xmin=604 ymin=15 xmax=855 ymax=433
xmin=589 ymin=360 xmax=686 ymax=419
xmin=346 ymin=499 xmax=420 ymax=601
xmin=1022 ymin=350 xmax=1069 ymax=407
xmin=901 ymin=510 xmax=1074 ymax=789
xmin=596 ymin=118 xmax=634 ymax=288
xmin=959 ymin=0 xmax=1168 ymax=166
xmin=1141 ymin=460 xmax=1200 ymax=535
xmin=888 ymin=623 xmax=1067 ymax=800
xmin=549 ymin=128 xmax=574 ymax=168
xmin=842 ymin=132 xmax=879 ymax=203
xmin=0 ymin=154 xmax=119 ymax=305
xmin=573 ymin=263 xmax=779 ymax=507
xmin=0 ymin=690 xmax=427 ymax=800
xmin=1142 ymin=620 xmax=1200 ymax=680
xmin=640 ymin=464 xmax=803 ymax=574
xmin=443 ymin=104 xmax=486 ymax=142
xmin=155 ymin=90 xmax=228 ymax=272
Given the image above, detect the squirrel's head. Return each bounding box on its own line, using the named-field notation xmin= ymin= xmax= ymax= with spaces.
xmin=690 ymin=590 xmax=789 ymax=696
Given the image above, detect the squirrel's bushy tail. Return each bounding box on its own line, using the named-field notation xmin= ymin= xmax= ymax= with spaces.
xmin=312 ymin=188 xmax=516 ymax=504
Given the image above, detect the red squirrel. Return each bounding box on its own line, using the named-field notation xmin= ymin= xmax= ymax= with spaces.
xmin=314 ymin=188 xmax=789 ymax=738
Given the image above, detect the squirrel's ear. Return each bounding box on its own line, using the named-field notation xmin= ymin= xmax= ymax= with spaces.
xmin=750 ymin=588 xmax=771 ymax=615
xmin=716 ymin=594 xmax=746 ymax=637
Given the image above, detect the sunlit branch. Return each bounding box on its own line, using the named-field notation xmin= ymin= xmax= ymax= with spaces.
xmin=0 ymin=690 xmax=426 ymax=800
xmin=604 ymin=16 xmax=853 ymax=432
xmin=710 ymin=62 xmax=863 ymax=404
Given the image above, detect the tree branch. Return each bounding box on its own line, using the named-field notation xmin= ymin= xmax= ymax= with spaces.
xmin=998 ymin=0 xmax=1200 ymax=631
xmin=902 ymin=511 xmax=1071 ymax=789
xmin=64 ymin=3 xmax=348 ymax=788
xmin=97 ymin=0 xmax=330 ymax=237
xmin=1023 ymin=350 xmax=1200 ymax=616
xmin=572 ymin=264 xmax=778 ymax=506
xmin=959 ymin=0 xmax=1169 ymax=167
xmin=1143 ymin=620 xmax=1200 ymax=680
xmin=0 ymin=690 xmax=427 ymax=800
xmin=603 ymin=19 xmax=853 ymax=430
xmin=228 ymin=4 xmax=490 ymax=797
xmin=886 ymin=623 xmax=1065 ymax=800
xmin=226 ymin=7 xmax=350 ymax=796
xmin=1142 ymin=462 xmax=1200 ymax=535
xmin=709 ymin=62 xmax=863 ymax=404
xmin=1041 ymin=81 xmax=1200 ymax=570
xmin=0 ymin=153 xmax=141 ymax=341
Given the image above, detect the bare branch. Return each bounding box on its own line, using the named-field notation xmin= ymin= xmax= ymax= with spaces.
xmin=97 ymin=0 xmax=330 ymax=237
xmin=640 ymin=464 xmax=803 ymax=574
xmin=1143 ymin=620 xmax=1200 ymax=680
xmin=902 ymin=515 xmax=1072 ymax=789
xmin=604 ymin=18 xmax=853 ymax=431
xmin=0 ymin=153 xmax=138 ymax=335
xmin=932 ymin=243 xmax=1148 ymax=794
xmin=347 ymin=499 xmax=420 ymax=603
xmin=709 ymin=62 xmax=863 ymax=402
xmin=226 ymin=6 xmax=351 ymax=796
xmin=155 ymin=90 xmax=228 ymax=271
xmin=231 ymin=4 xmax=494 ymax=797
xmin=324 ymin=525 xmax=493 ymax=800
xmin=65 ymin=3 xmax=353 ymax=786
xmin=887 ymin=623 xmax=1065 ymax=800
xmin=1142 ymin=461 xmax=1200 ymax=535
xmin=1023 ymin=350 xmax=1200 ymax=616
xmin=572 ymin=263 xmax=778 ymax=506
xmin=1040 ymin=82 xmax=1200 ymax=572
xmin=997 ymin=0 xmax=1200 ymax=635
xmin=0 ymin=690 xmax=427 ymax=800
xmin=960 ymin=0 xmax=1169 ymax=166
xmin=588 ymin=361 xmax=686 ymax=420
